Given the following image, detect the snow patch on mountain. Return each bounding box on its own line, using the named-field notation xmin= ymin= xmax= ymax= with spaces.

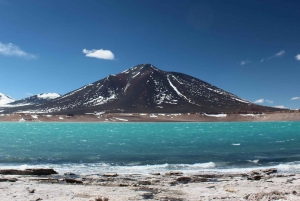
xmin=0 ymin=93 xmax=15 ymax=106
xmin=37 ymin=93 xmax=60 ymax=99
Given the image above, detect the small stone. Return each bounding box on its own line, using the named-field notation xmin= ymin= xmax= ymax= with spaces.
xmin=64 ymin=172 xmax=76 ymax=176
xmin=65 ymin=178 xmax=83 ymax=184
xmin=138 ymin=180 xmax=151 ymax=185
xmin=149 ymin=172 xmax=160 ymax=175
xmin=8 ymin=178 xmax=18 ymax=182
xmin=142 ymin=192 xmax=154 ymax=199
xmin=165 ymin=171 xmax=183 ymax=176
xmin=103 ymin=173 xmax=118 ymax=177
xmin=28 ymin=189 xmax=35 ymax=193
xmin=176 ymin=176 xmax=191 ymax=183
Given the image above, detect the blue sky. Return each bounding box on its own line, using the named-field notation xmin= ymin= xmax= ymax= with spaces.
xmin=0 ymin=0 xmax=299 ymax=109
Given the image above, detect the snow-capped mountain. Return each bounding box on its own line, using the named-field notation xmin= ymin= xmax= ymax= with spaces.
xmin=7 ymin=93 xmax=61 ymax=107
xmin=5 ymin=64 xmax=280 ymax=114
xmin=0 ymin=93 xmax=15 ymax=106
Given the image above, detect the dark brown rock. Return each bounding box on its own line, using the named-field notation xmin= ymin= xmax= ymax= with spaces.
xmin=262 ymin=168 xmax=277 ymax=175
xmin=0 ymin=168 xmax=57 ymax=175
xmin=149 ymin=172 xmax=160 ymax=175
xmin=247 ymin=175 xmax=262 ymax=180
xmin=64 ymin=172 xmax=76 ymax=176
xmin=176 ymin=176 xmax=191 ymax=183
xmin=103 ymin=173 xmax=118 ymax=177
xmin=138 ymin=180 xmax=151 ymax=185
xmin=65 ymin=178 xmax=83 ymax=184
xmin=165 ymin=171 xmax=183 ymax=176
xmin=0 ymin=178 xmax=8 ymax=182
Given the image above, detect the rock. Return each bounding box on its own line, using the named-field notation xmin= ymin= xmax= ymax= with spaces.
xmin=165 ymin=171 xmax=183 ymax=176
xmin=0 ymin=178 xmax=8 ymax=182
xmin=286 ymin=178 xmax=296 ymax=183
xmin=0 ymin=168 xmax=57 ymax=175
xmin=95 ymin=197 xmax=109 ymax=201
xmin=8 ymin=178 xmax=18 ymax=182
xmin=103 ymin=173 xmax=118 ymax=177
xmin=247 ymin=175 xmax=262 ymax=180
xmin=192 ymin=177 xmax=210 ymax=182
xmin=262 ymin=168 xmax=277 ymax=175
xmin=176 ymin=176 xmax=191 ymax=183
xmin=64 ymin=172 xmax=76 ymax=176
xmin=65 ymin=178 xmax=83 ymax=184
xmin=28 ymin=189 xmax=35 ymax=193
xmin=149 ymin=172 xmax=160 ymax=175
xmin=138 ymin=180 xmax=151 ymax=185
xmin=142 ymin=192 xmax=154 ymax=199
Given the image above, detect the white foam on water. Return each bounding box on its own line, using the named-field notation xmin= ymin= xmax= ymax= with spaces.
xmin=1 ymin=161 xmax=300 ymax=175
xmin=247 ymin=160 xmax=259 ymax=164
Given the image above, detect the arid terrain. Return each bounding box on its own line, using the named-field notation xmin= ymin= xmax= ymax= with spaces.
xmin=0 ymin=112 xmax=300 ymax=122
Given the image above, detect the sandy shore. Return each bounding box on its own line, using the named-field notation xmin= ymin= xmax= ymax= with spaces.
xmin=0 ymin=168 xmax=300 ymax=200
xmin=0 ymin=112 xmax=300 ymax=122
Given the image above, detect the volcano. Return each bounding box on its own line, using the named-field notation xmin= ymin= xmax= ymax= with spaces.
xmin=3 ymin=64 xmax=280 ymax=114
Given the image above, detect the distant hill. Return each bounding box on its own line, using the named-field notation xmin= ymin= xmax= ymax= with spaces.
xmin=7 ymin=93 xmax=61 ymax=107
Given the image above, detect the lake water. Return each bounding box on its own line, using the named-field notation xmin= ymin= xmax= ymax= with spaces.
xmin=0 ymin=122 xmax=300 ymax=174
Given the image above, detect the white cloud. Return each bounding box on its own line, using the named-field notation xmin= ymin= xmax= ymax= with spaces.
xmin=254 ymin=99 xmax=264 ymax=103
xmin=261 ymin=50 xmax=286 ymax=62
xmin=265 ymin=100 xmax=273 ymax=104
xmin=83 ymin=48 xmax=114 ymax=60
xmin=239 ymin=60 xmax=250 ymax=66
xmin=0 ymin=42 xmax=36 ymax=59
xmin=295 ymin=54 xmax=300 ymax=61
xmin=274 ymin=105 xmax=286 ymax=109
xmin=291 ymin=97 xmax=300 ymax=100
xmin=275 ymin=50 xmax=285 ymax=57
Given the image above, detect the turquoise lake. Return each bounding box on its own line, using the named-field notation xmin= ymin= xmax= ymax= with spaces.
xmin=0 ymin=122 xmax=300 ymax=174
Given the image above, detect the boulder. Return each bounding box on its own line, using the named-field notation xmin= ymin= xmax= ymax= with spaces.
xmin=176 ymin=176 xmax=191 ymax=183
xmin=0 ymin=169 xmax=57 ymax=175
xmin=103 ymin=173 xmax=118 ymax=177
xmin=165 ymin=171 xmax=183 ymax=176
xmin=65 ymin=178 xmax=83 ymax=184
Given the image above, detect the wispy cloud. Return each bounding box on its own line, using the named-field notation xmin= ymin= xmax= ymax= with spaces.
xmin=238 ymin=60 xmax=250 ymax=66
xmin=265 ymin=100 xmax=274 ymax=104
xmin=295 ymin=54 xmax=300 ymax=61
xmin=254 ymin=99 xmax=264 ymax=103
xmin=291 ymin=97 xmax=300 ymax=100
xmin=261 ymin=50 xmax=285 ymax=62
xmin=275 ymin=50 xmax=285 ymax=57
xmin=274 ymin=105 xmax=286 ymax=109
xmin=83 ymin=48 xmax=114 ymax=60
xmin=0 ymin=42 xmax=36 ymax=59
xmin=254 ymin=99 xmax=273 ymax=104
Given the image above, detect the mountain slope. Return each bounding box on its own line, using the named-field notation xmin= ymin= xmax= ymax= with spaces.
xmin=3 ymin=64 xmax=281 ymax=114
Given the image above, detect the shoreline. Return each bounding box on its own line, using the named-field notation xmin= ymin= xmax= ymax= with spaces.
xmin=1 ymin=168 xmax=300 ymax=200
xmin=0 ymin=112 xmax=300 ymax=122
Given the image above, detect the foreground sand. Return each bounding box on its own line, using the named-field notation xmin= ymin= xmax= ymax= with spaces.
xmin=1 ymin=168 xmax=300 ymax=201
xmin=0 ymin=112 xmax=300 ymax=122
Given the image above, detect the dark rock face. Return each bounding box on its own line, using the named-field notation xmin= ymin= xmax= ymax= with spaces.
xmin=0 ymin=168 xmax=58 ymax=175
xmin=5 ymin=64 xmax=282 ymax=114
